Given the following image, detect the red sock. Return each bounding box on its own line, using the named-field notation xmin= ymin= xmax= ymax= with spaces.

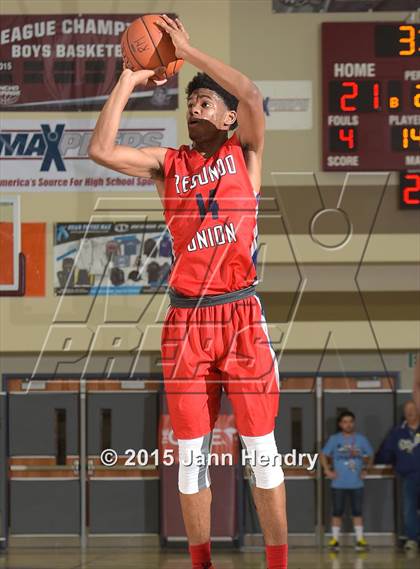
xmin=189 ymin=541 xmax=212 ymax=569
xmin=266 ymin=544 xmax=288 ymax=569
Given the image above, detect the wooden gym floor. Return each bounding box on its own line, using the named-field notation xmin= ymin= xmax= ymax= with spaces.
xmin=0 ymin=547 xmax=417 ymax=568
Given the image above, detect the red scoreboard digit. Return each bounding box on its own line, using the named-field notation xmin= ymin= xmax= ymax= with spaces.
xmin=323 ymin=22 xmax=420 ymax=171
xmin=400 ymin=171 xmax=420 ymax=209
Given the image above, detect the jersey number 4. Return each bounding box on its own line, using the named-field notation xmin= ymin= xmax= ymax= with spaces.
xmin=196 ymin=190 xmax=219 ymax=220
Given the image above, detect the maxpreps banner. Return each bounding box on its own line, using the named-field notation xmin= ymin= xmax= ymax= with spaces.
xmin=0 ymin=14 xmax=179 ymax=111
xmin=0 ymin=117 xmax=176 ymax=191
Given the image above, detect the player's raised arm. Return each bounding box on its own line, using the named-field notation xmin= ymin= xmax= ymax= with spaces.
xmin=88 ymin=68 xmax=168 ymax=180
xmin=156 ymin=15 xmax=265 ymax=154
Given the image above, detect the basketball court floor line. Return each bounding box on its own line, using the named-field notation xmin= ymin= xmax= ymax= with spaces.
xmin=0 ymin=548 xmax=418 ymax=569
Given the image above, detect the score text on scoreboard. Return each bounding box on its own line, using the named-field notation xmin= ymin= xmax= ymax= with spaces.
xmin=400 ymin=171 xmax=420 ymax=209
xmin=323 ymin=23 xmax=420 ymax=172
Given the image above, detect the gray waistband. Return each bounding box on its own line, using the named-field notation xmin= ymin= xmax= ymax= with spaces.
xmin=169 ymin=284 xmax=257 ymax=308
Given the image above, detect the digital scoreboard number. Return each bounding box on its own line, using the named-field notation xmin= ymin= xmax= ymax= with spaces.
xmin=323 ymin=23 xmax=420 ymax=172
xmin=400 ymin=171 xmax=420 ymax=209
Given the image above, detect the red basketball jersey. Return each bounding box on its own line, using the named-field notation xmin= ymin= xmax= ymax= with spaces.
xmin=163 ymin=133 xmax=260 ymax=296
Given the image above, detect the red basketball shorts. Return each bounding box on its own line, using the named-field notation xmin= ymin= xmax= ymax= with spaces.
xmin=161 ymin=294 xmax=280 ymax=440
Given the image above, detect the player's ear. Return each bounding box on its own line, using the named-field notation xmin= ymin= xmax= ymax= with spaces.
xmin=224 ymin=110 xmax=237 ymax=128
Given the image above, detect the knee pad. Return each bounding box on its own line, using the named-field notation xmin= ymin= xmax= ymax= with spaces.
xmin=240 ymin=431 xmax=284 ymax=489
xmin=177 ymin=432 xmax=212 ymax=494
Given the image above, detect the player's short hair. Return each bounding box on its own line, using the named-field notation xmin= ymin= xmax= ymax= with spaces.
xmin=337 ymin=410 xmax=355 ymax=429
xmin=186 ymin=72 xmax=238 ymax=130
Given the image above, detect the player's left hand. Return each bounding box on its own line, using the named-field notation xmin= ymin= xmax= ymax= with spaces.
xmin=121 ymin=64 xmax=168 ymax=89
xmin=156 ymin=14 xmax=190 ymax=59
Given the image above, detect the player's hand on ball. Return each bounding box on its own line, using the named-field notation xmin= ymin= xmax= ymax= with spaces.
xmin=120 ymin=66 xmax=167 ymax=89
xmin=156 ymin=14 xmax=190 ymax=59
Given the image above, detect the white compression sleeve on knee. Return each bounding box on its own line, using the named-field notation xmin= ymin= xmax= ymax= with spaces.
xmin=240 ymin=431 xmax=284 ymax=489
xmin=177 ymin=432 xmax=212 ymax=494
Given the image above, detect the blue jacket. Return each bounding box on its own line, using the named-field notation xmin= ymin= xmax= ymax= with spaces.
xmin=376 ymin=422 xmax=420 ymax=482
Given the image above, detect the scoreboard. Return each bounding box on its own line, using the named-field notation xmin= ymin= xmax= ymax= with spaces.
xmin=322 ymin=22 xmax=420 ymax=172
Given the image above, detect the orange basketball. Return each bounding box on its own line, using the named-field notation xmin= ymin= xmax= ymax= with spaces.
xmin=121 ymin=14 xmax=184 ymax=79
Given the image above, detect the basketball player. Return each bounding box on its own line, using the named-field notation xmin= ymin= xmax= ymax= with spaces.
xmin=89 ymin=14 xmax=287 ymax=569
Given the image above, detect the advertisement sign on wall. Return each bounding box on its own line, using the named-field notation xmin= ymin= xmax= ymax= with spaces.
xmin=54 ymin=221 xmax=173 ymax=295
xmin=0 ymin=118 xmax=176 ymax=192
xmin=255 ymin=80 xmax=313 ymax=130
xmin=0 ymin=14 xmax=180 ymax=111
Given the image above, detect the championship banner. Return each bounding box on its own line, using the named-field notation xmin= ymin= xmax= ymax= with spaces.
xmin=0 ymin=117 xmax=176 ymax=192
xmin=0 ymin=14 xmax=179 ymax=111
xmin=54 ymin=221 xmax=172 ymax=296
